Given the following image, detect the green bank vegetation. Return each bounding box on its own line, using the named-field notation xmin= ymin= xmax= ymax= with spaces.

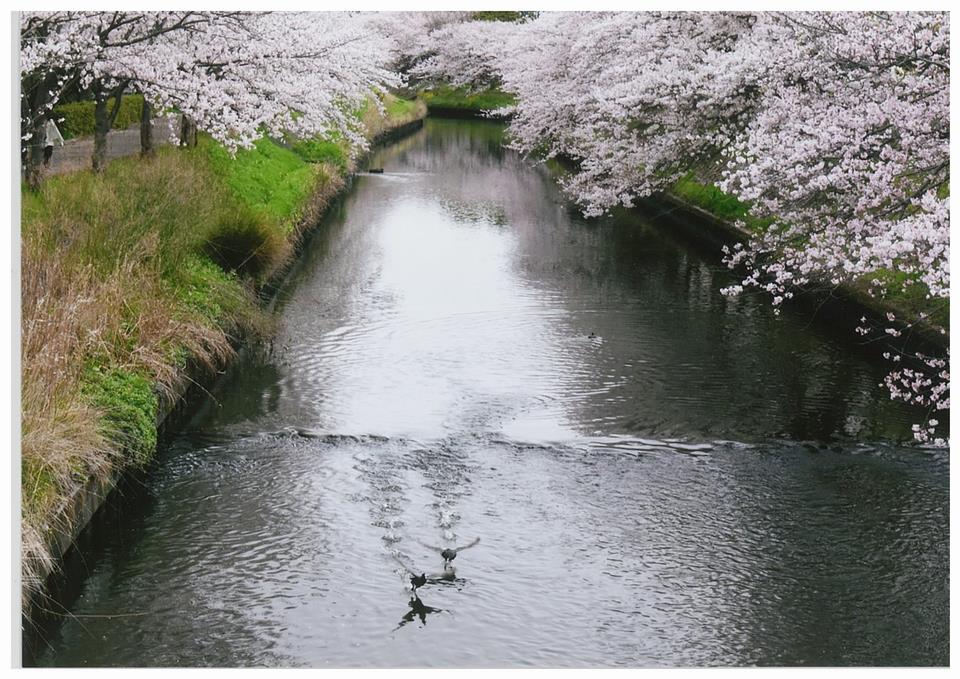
xmin=21 ymin=93 xmax=424 ymax=593
xmin=421 ymin=85 xmax=516 ymax=114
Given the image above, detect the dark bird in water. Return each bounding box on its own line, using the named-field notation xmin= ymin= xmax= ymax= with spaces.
xmin=369 ymin=168 xmax=384 ymax=174
xmin=392 ymin=554 xmax=427 ymax=591
xmin=420 ymin=537 xmax=481 ymax=566
xmin=393 ymin=554 xmax=425 ymax=589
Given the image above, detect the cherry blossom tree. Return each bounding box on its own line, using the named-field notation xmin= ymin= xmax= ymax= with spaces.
xmin=20 ymin=11 xmax=222 ymax=177
xmin=20 ymin=11 xmax=399 ymax=178
xmin=718 ymin=12 xmax=949 ymax=443
xmin=411 ymin=11 xmax=950 ymax=442
xmin=135 ymin=12 xmax=399 ymax=153
xmin=373 ymin=11 xmax=473 ymax=88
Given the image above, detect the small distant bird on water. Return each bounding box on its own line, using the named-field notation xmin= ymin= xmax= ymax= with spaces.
xmin=420 ymin=537 xmax=480 ymax=566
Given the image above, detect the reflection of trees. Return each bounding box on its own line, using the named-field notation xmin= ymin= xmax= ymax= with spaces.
xmin=549 ymin=439 xmax=948 ymax=666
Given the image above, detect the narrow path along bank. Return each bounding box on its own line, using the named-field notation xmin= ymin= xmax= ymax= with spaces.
xmin=20 ymin=96 xmax=427 ymax=632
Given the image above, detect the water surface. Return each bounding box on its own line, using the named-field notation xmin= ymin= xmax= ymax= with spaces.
xmin=31 ymin=119 xmax=948 ymax=667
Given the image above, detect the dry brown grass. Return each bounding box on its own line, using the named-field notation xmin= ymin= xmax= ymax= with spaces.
xmin=20 ymin=149 xmax=266 ymax=598
xmin=20 ymin=250 xmax=117 ymax=593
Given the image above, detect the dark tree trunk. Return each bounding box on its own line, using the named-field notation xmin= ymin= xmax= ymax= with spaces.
xmin=92 ymin=81 xmax=129 ymax=173
xmin=21 ymin=73 xmax=54 ymax=191
xmin=140 ymin=97 xmax=154 ymax=157
xmin=23 ymin=121 xmax=47 ymax=192
xmin=92 ymin=95 xmax=110 ymax=173
xmin=179 ymin=115 xmax=197 ymax=147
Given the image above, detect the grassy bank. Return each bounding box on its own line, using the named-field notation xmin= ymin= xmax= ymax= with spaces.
xmin=20 ymin=93 xmax=424 ymax=598
xmin=421 ymin=85 xmax=516 ymax=115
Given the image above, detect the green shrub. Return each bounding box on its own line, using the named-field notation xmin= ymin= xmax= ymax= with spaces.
xmin=202 ymin=209 xmax=288 ymax=281
xmin=52 ymin=94 xmax=145 ymax=140
xmin=81 ymin=365 xmax=158 ymax=466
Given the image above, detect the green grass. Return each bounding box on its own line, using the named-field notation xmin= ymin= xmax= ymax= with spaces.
xmin=385 ymin=95 xmax=419 ymax=119
xmin=81 ymin=365 xmax=158 ymax=466
xmin=287 ymin=93 xmax=425 ymax=172
xmin=671 ymin=174 xmax=774 ymax=232
xmin=421 ymin=85 xmax=517 ymax=112
xmin=199 ymin=136 xmax=317 ymax=226
xmin=290 ymin=136 xmax=349 ymax=171
xmin=471 ymin=11 xmax=535 ymax=22
xmin=167 ymin=254 xmax=255 ymax=326
xmin=853 ymin=269 xmax=949 ymax=330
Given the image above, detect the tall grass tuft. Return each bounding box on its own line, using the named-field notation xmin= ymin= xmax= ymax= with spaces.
xmin=202 ymin=210 xmax=291 ymax=282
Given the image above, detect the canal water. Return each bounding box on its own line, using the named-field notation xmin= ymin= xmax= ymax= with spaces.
xmin=31 ymin=119 xmax=948 ymax=667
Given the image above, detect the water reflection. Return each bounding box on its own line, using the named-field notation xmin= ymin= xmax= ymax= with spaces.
xmin=395 ymin=595 xmax=445 ymax=631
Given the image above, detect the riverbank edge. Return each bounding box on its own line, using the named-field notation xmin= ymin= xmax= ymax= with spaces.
xmin=20 ymin=114 xmax=427 ymax=631
xmin=648 ymin=191 xmax=949 ymax=353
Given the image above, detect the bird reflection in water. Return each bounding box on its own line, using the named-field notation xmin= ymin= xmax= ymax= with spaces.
xmin=395 ymin=594 xmax=443 ymax=630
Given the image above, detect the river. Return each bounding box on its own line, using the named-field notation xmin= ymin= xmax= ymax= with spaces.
xmin=29 ymin=119 xmax=949 ymax=667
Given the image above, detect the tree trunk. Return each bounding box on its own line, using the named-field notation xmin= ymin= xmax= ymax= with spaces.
xmin=92 ymin=81 xmax=128 ymax=173
xmin=21 ymin=74 xmax=54 ymax=191
xmin=140 ymin=98 xmax=154 ymax=157
xmin=92 ymin=95 xmax=110 ymax=173
xmin=24 ymin=120 xmax=47 ymax=192
xmin=179 ymin=115 xmax=197 ymax=147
